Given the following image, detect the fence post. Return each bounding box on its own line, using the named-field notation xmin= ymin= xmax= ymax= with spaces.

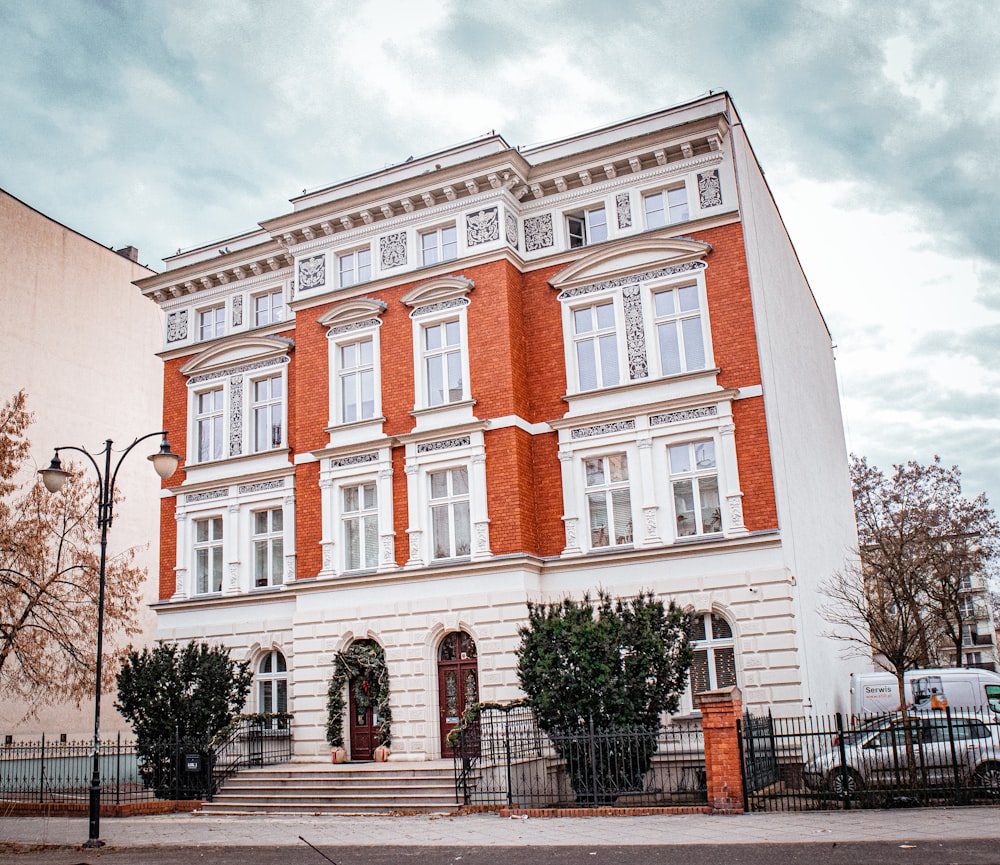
xmin=696 ymin=686 xmax=744 ymax=814
xmin=504 ymin=714 xmax=512 ymax=809
xmin=38 ymin=733 xmax=45 ymax=804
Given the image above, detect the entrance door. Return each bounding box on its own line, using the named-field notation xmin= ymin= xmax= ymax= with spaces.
xmin=438 ymin=632 xmax=479 ymax=757
xmin=348 ymin=679 xmax=377 ymax=761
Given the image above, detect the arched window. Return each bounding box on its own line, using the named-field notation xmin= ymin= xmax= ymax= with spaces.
xmin=257 ymin=650 xmax=288 ymax=713
xmin=688 ymin=612 xmax=737 ymax=695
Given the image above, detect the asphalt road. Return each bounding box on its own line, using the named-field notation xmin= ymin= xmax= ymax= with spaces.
xmin=3 ymin=842 xmax=1000 ymax=865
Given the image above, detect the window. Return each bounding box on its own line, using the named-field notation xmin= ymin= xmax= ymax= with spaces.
xmin=423 ymin=319 xmax=463 ymax=407
xmin=585 ymin=454 xmax=632 ymax=548
xmin=644 ymin=185 xmax=689 ymax=227
xmin=199 ymin=305 xmax=225 ymax=340
xmin=253 ymin=508 xmax=284 ymax=588
xmin=339 ymin=338 xmax=376 ymax=423
xmin=669 ymin=440 xmax=721 ymax=537
xmin=194 ymin=517 xmax=224 ymax=593
xmin=653 ymin=285 xmax=706 ymax=375
xmin=573 ymin=300 xmax=620 ymax=390
xmin=689 ymin=612 xmax=737 ymax=695
xmin=567 ymin=206 xmax=607 ymax=248
xmin=254 ymin=290 xmax=284 ymax=327
xmin=338 ymin=248 xmax=372 ymax=287
xmin=195 ymin=388 xmax=224 ymax=462
xmin=421 ymin=226 xmax=457 ymax=265
xmin=960 ymin=596 xmax=976 ymax=619
xmin=252 ymin=376 xmax=284 ymax=452
xmin=430 ymin=468 xmax=471 ymax=559
xmin=342 ymin=482 xmax=378 ymax=571
xmin=257 ymin=650 xmax=288 ymax=713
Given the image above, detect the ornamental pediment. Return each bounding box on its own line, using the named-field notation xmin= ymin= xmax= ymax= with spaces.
xmin=317 ymin=297 xmax=387 ymax=329
xmin=549 ymin=237 xmax=712 ymax=292
xmin=179 ymin=335 xmax=294 ymax=377
xmin=400 ymin=275 xmax=475 ymax=308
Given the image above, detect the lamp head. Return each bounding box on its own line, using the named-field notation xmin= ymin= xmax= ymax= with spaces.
xmin=39 ymin=452 xmax=70 ymax=493
xmin=148 ymin=435 xmax=181 ymax=480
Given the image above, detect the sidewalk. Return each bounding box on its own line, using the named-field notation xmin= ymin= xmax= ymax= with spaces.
xmin=2 ymin=806 xmax=1000 ymax=849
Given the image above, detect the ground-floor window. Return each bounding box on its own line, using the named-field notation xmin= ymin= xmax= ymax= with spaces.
xmin=257 ymin=649 xmax=288 ymax=713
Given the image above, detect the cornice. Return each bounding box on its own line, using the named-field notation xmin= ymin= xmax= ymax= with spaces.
xmin=548 ymin=384 xmax=738 ymax=431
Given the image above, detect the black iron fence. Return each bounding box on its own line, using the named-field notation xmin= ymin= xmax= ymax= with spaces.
xmin=0 ymin=714 xmax=293 ymax=805
xmin=453 ymin=704 xmax=706 ymax=809
xmin=739 ymin=709 xmax=1000 ymax=811
xmin=0 ymin=733 xmax=152 ymax=805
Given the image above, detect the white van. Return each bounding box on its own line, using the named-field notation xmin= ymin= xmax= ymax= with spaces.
xmin=850 ymin=667 xmax=1000 ymax=715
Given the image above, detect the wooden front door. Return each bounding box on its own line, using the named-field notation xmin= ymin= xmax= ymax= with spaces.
xmin=438 ymin=632 xmax=478 ymax=757
xmin=348 ymin=678 xmax=377 ymax=761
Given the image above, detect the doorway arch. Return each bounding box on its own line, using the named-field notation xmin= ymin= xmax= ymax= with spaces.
xmin=437 ymin=631 xmax=478 ymax=757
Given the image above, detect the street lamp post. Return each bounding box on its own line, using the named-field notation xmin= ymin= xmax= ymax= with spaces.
xmin=39 ymin=432 xmax=180 ymax=849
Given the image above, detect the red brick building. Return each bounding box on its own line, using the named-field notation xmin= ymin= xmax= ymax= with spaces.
xmin=138 ymin=93 xmax=862 ymax=761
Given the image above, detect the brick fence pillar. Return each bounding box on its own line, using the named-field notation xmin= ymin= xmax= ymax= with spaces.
xmin=696 ymin=685 xmax=744 ymax=814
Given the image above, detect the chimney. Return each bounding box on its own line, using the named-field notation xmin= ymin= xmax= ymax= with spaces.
xmin=115 ymin=245 xmax=140 ymax=262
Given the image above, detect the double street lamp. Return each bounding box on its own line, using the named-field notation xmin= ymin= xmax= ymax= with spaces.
xmin=39 ymin=432 xmax=180 ymax=849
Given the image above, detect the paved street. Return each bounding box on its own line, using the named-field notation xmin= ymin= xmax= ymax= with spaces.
xmin=2 ymin=806 xmax=1000 ymax=863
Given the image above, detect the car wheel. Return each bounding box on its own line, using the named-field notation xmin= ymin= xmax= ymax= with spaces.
xmin=829 ymin=767 xmax=863 ymax=797
xmin=975 ymin=762 xmax=1000 ymax=799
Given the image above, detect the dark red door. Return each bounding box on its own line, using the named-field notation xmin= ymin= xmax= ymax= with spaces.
xmin=438 ymin=632 xmax=478 ymax=757
xmin=349 ymin=679 xmax=376 ymax=761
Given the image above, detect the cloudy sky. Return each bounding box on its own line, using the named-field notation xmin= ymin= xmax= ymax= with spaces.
xmin=2 ymin=0 xmax=998 ymax=504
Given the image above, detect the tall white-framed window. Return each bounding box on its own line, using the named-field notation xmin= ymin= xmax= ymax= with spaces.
xmin=653 ymin=284 xmax=706 ymax=376
xmin=339 ymin=338 xmax=376 ymax=423
xmin=688 ymin=611 xmax=738 ymax=697
xmin=960 ymin=596 xmax=976 ymax=619
xmin=567 ymin=205 xmax=607 ymax=248
xmin=644 ymin=185 xmax=689 ymax=228
xmin=342 ymin=482 xmax=378 ymax=571
xmin=195 ymin=388 xmax=224 ymax=462
xmin=584 ymin=454 xmax=632 ymax=548
xmin=252 ymin=508 xmax=284 ymax=588
xmin=423 ymin=319 xmax=464 ymax=407
xmin=257 ymin=650 xmax=288 ymax=713
xmin=338 ymin=247 xmax=372 ymax=288
xmin=254 ymin=289 xmax=284 ymax=327
xmin=572 ymin=299 xmax=620 ymax=391
xmin=421 ymin=225 xmax=457 ymax=265
xmin=429 ymin=467 xmax=471 ymax=560
xmin=252 ymin=375 xmax=284 ymax=452
xmin=199 ymin=305 xmax=226 ymax=340
xmin=669 ymin=440 xmax=721 ymax=537
xmin=194 ymin=516 xmax=224 ymax=594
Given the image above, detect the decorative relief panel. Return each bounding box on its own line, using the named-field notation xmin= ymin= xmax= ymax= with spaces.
xmin=475 ymin=523 xmax=489 ymax=552
xmin=322 ymin=544 xmax=334 ymax=571
xmin=167 ymin=310 xmax=188 ymax=342
xmin=380 ymin=232 xmax=407 ymax=269
xmin=185 ymin=488 xmax=228 ymax=503
xmin=298 ymin=254 xmax=326 ymax=290
xmin=232 ymin=295 xmax=243 ymax=328
xmin=616 ymin=192 xmax=632 ymax=229
xmin=643 ymin=507 xmax=658 ymax=536
xmin=416 ymin=435 xmax=471 ymax=454
xmin=505 ymin=210 xmax=518 ymax=248
xmin=698 ymin=169 xmax=723 ymax=209
xmin=557 ymin=261 xmax=706 ymax=300
xmin=622 ymin=285 xmax=648 ymax=380
xmin=564 ymin=517 xmax=578 ymax=549
xmin=238 ymin=480 xmax=285 ymax=494
xmin=524 ymin=214 xmax=554 ymax=252
xmin=649 ymin=405 xmax=718 ymax=426
xmin=330 ymin=452 xmax=379 ymax=469
xmin=466 ymin=207 xmax=499 ymax=246
xmin=327 ymin=318 xmax=382 ymax=337
xmin=188 ymin=355 xmax=289 ymax=386
xmin=727 ymin=495 xmax=744 ymax=526
xmin=229 ymin=375 xmax=243 ymax=457
xmin=410 ymin=297 xmax=470 ymax=319
xmin=570 ymin=420 xmax=636 ymax=440
xmin=381 ymin=536 xmax=394 ymax=563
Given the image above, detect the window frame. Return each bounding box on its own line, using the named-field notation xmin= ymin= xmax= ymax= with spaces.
xmin=341 ymin=480 xmax=380 ymax=572
xmin=250 ymin=373 xmax=285 ymax=453
xmin=256 ymin=649 xmax=288 ymax=714
xmin=252 ymin=507 xmax=285 ymax=588
xmin=668 ymin=439 xmax=723 ymax=539
xmin=643 ymin=183 xmax=690 ymax=228
xmin=688 ymin=610 xmax=738 ymax=700
xmin=569 ymin=295 xmax=623 ymax=392
xmin=651 ymin=282 xmax=708 ymax=377
xmin=583 ymin=453 xmax=634 ymax=549
xmin=337 ymin=246 xmax=372 ymax=288
xmin=428 ymin=465 xmax=472 ymax=561
xmin=420 ymin=224 xmax=458 ymax=266
xmin=194 ymin=386 xmax=225 ymax=463
xmin=198 ymin=304 xmax=226 ymax=341
xmin=193 ymin=515 xmax=225 ymax=595
xmin=336 ymin=336 xmax=378 ymax=425
xmin=566 ymin=204 xmax=608 ymax=248
xmin=253 ymin=289 xmax=285 ymax=328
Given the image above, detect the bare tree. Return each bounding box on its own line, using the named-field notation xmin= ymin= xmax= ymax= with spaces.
xmin=0 ymin=391 xmax=145 ymax=713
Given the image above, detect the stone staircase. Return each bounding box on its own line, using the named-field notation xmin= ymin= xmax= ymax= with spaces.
xmin=199 ymin=760 xmax=462 ymax=814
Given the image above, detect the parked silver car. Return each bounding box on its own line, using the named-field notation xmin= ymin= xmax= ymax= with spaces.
xmin=803 ymin=713 xmax=1000 ymax=796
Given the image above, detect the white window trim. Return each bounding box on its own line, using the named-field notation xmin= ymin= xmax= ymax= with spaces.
xmin=565 ymin=203 xmax=609 ymax=248
xmin=419 ymin=223 xmax=458 ymax=266
xmin=255 ymin=649 xmax=289 ymax=714
xmin=402 ymin=431 xmax=490 ymax=569
xmin=678 ymin=608 xmax=740 ymax=714
xmin=318 ymin=447 xmax=396 ymax=577
xmin=642 ymin=181 xmax=691 ymax=229
xmin=251 ymin=506 xmax=285 ymax=588
xmin=196 ymin=302 xmax=227 ymax=341
xmin=643 ymin=274 xmax=714 ymax=379
xmin=249 ymin=372 xmax=286 ymax=454
xmin=251 ymin=288 xmax=286 ymax=328
xmin=192 ymin=513 xmax=225 ymax=595
xmin=560 ymin=288 xmax=627 ymax=396
xmin=337 ymin=245 xmax=373 ymax=289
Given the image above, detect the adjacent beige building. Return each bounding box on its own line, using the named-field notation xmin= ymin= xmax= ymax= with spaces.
xmin=0 ymin=189 xmax=163 ymax=739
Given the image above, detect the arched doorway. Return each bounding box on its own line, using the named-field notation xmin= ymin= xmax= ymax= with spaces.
xmin=438 ymin=631 xmax=478 ymax=757
xmin=344 ymin=639 xmax=385 ymax=762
